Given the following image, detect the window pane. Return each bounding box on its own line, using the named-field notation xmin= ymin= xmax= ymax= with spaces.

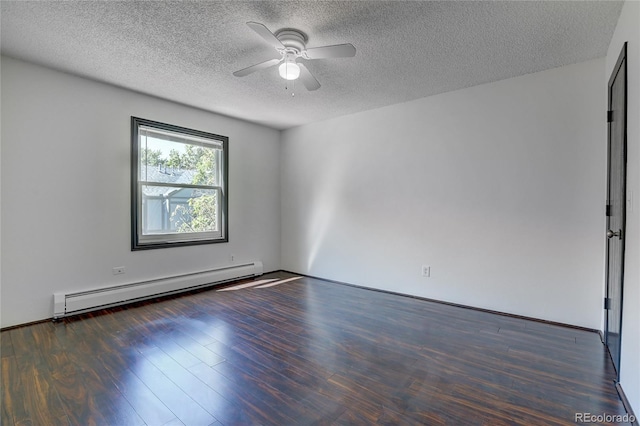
xmin=140 ymin=135 xmax=219 ymax=186
xmin=141 ymin=185 xmax=219 ymax=235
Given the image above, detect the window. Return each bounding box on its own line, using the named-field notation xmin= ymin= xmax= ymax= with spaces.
xmin=131 ymin=117 xmax=228 ymax=250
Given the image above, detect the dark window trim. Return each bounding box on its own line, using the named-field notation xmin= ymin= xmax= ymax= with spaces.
xmin=131 ymin=116 xmax=229 ymax=250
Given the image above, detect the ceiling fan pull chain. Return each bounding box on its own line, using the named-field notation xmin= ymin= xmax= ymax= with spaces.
xmin=285 ymin=61 xmax=289 ymax=91
xmin=284 ymin=62 xmax=295 ymax=96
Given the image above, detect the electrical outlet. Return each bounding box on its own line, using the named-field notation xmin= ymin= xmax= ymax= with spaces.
xmin=112 ymin=266 xmax=126 ymax=275
xmin=229 ymin=254 xmax=235 ymax=262
xmin=422 ymin=265 xmax=431 ymax=278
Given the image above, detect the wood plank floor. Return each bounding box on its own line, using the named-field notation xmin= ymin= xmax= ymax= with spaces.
xmin=1 ymin=272 xmax=629 ymax=425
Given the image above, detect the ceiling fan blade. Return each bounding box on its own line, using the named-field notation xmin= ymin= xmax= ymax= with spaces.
xmin=305 ymin=43 xmax=356 ymax=59
xmin=297 ymin=63 xmax=321 ymax=91
xmin=246 ymin=22 xmax=284 ymax=49
xmin=233 ymin=58 xmax=282 ymax=77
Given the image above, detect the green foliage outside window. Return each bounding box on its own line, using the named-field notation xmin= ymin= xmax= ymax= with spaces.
xmin=167 ymin=146 xmax=219 ymax=233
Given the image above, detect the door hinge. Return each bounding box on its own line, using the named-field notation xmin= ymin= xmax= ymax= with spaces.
xmin=607 ymin=110 xmax=614 ymax=122
xmin=606 ymin=204 xmax=612 ymax=216
xmin=604 ymin=298 xmax=612 ymax=310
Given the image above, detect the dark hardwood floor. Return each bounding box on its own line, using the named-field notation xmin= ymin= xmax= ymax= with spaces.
xmin=1 ymin=272 xmax=629 ymax=425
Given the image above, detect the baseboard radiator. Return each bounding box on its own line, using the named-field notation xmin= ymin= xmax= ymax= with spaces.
xmin=53 ymin=261 xmax=263 ymax=318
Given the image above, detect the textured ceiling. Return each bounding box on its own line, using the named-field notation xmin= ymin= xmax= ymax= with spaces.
xmin=1 ymin=1 xmax=623 ymax=130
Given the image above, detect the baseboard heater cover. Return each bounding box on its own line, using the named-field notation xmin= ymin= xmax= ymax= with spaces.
xmin=53 ymin=261 xmax=263 ymax=318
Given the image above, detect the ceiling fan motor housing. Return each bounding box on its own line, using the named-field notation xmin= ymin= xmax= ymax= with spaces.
xmin=275 ymin=29 xmax=308 ymax=55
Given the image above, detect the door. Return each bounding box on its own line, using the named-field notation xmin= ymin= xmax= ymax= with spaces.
xmin=605 ymin=42 xmax=627 ymax=380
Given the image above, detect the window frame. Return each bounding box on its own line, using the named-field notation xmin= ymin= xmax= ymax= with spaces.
xmin=131 ymin=116 xmax=229 ymax=250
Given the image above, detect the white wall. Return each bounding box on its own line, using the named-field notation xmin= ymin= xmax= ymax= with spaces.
xmin=0 ymin=57 xmax=3 ymax=326
xmin=281 ymin=58 xmax=606 ymax=330
xmin=606 ymin=0 xmax=640 ymax=414
xmin=0 ymin=56 xmax=281 ymax=328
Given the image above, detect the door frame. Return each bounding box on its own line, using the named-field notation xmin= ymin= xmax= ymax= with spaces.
xmin=604 ymin=41 xmax=628 ymax=381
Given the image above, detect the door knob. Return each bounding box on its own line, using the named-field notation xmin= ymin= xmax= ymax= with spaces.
xmin=607 ymin=229 xmax=622 ymax=239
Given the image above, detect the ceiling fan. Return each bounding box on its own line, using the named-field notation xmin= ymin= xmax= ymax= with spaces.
xmin=233 ymin=22 xmax=356 ymax=91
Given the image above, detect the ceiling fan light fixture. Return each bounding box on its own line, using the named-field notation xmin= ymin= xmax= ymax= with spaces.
xmin=279 ymin=61 xmax=300 ymax=80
